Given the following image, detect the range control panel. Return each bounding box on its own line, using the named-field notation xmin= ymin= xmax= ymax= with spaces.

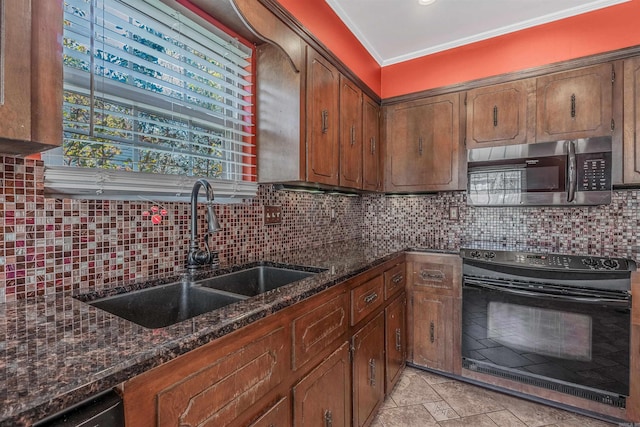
xmin=461 ymin=248 xmax=635 ymax=272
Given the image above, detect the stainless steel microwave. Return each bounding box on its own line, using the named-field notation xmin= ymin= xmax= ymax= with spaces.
xmin=467 ymin=137 xmax=612 ymax=206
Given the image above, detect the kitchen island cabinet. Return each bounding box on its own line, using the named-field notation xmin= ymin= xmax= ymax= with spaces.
xmin=406 ymin=252 xmax=462 ymax=375
xmin=0 ymin=0 xmax=62 ymax=155
xmin=383 ymin=93 xmax=465 ymax=192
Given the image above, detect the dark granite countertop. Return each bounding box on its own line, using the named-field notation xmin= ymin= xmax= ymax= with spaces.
xmin=0 ymin=240 xmax=455 ymax=426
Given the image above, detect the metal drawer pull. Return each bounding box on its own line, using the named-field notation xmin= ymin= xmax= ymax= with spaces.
xmin=369 ymin=358 xmax=376 ymax=386
xmin=430 ymin=321 xmax=435 ymax=343
xmin=493 ymin=105 xmax=498 ymax=127
xmin=321 ymin=109 xmax=329 ymax=133
xmin=324 ymin=410 xmax=333 ymax=427
xmin=363 ymin=292 xmax=378 ymax=304
xmin=570 ymin=94 xmax=576 ymax=118
xmin=370 ymin=137 xmax=375 ymax=154
xmin=351 ymin=125 xmax=356 ymax=145
xmin=392 ymin=273 xmax=404 ymax=284
xmin=418 ymin=137 xmax=423 ymax=155
xmin=420 ymin=271 xmax=444 ymax=281
xmin=395 ymin=328 xmax=402 ymax=351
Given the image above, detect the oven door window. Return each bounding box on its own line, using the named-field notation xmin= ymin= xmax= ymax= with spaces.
xmin=487 ymin=301 xmax=592 ymax=361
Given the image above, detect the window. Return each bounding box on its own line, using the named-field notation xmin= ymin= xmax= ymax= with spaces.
xmin=44 ymin=0 xmax=256 ymax=200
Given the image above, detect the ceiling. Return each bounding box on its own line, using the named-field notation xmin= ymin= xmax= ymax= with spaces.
xmin=325 ymin=0 xmax=629 ymax=66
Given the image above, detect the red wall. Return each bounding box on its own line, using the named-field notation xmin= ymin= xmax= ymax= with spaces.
xmin=277 ymin=0 xmax=640 ymax=99
xmin=275 ymin=0 xmax=381 ymax=95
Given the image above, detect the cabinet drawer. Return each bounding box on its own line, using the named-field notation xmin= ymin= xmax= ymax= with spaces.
xmin=248 ymin=397 xmax=291 ymax=427
xmin=384 ymin=263 xmax=406 ymax=300
xmin=156 ymin=327 xmax=289 ymax=427
xmin=413 ymin=261 xmax=455 ymax=292
xmin=351 ymin=275 xmax=384 ymax=325
xmin=292 ymin=291 xmax=349 ymax=370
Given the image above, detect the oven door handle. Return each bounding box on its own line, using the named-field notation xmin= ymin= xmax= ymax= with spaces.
xmin=464 ymin=281 xmax=629 ymax=307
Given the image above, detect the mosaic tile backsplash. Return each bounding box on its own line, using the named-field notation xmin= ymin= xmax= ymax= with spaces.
xmin=361 ymin=190 xmax=640 ymax=260
xmin=2 ymin=155 xmax=640 ymax=301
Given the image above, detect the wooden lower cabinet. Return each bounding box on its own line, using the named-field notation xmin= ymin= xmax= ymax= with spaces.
xmin=407 ymin=252 xmax=462 ymax=375
xmin=352 ymin=312 xmax=385 ymax=427
xmin=248 ymin=397 xmax=291 ymax=427
xmin=293 ymin=342 xmax=352 ymax=427
xmin=122 ymin=255 xmax=408 ymax=427
xmin=385 ymin=293 xmax=406 ymax=393
xmin=122 ymin=320 xmax=290 ymax=427
xmin=409 ymin=290 xmax=453 ymax=371
xmin=292 ymin=290 xmax=349 ymax=371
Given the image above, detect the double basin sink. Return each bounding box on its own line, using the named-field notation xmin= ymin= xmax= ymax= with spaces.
xmin=84 ymin=264 xmax=325 ymax=329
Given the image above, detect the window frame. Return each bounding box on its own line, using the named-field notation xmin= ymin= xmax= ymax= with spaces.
xmin=44 ymin=0 xmax=257 ymax=202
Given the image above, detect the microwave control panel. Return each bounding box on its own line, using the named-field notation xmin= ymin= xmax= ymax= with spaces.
xmin=576 ymin=152 xmax=611 ymax=192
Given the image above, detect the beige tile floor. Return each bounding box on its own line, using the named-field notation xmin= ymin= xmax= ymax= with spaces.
xmin=371 ymin=367 xmax=623 ymax=427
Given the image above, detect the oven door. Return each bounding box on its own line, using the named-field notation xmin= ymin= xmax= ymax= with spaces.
xmin=462 ymin=278 xmax=630 ymax=399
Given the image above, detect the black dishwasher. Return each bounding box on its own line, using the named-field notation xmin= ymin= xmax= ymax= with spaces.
xmin=33 ymin=390 xmax=124 ymax=427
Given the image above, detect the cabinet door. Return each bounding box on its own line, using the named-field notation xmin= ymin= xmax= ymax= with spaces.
xmin=384 ymin=92 xmax=462 ymax=192
xmin=624 ymin=56 xmax=640 ymax=184
xmin=0 ymin=0 xmax=62 ymax=154
xmin=466 ymin=79 xmax=535 ymax=148
xmin=352 ymin=312 xmax=385 ymax=427
xmin=536 ymin=63 xmax=614 ymax=142
xmin=293 ymin=342 xmax=351 ymax=427
xmin=0 ymin=0 xmax=32 ymax=142
xmin=306 ymin=48 xmax=340 ymax=185
xmin=385 ymin=293 xmax=406 ymax=394
xmin=248 ymin=397 xmax=291 ymax=427
xmin=362 ymin=95 xmax=380 ymax=191
xmin=152 ymin=327 xmax=289 ymax=427
xmin=292 ymin=290 xmax=349 ymax=371
xmin=410 ymin=290 xmax=452 ymax=372
xmin=339 ymin=76 xmax=363 ymax=189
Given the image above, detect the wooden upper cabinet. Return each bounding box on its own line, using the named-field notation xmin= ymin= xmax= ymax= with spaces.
xmin=0 ymin=0 xmax=62 ymax=155
xmin=623 ymin=56 xmax=640 ymax=184
xmin=362 ymin=95 xmax=381 ymax=191
xmin=536 ymin=63 xmax=615 ymax=142
xmin=307 ymin=48 xmax=340 ymax=186
xmin=339 ymin=76 xmax=363 ymax=189
xmin=466 ymin=79 xmax=535 ymax=148
xmin=384 ymin=92 xmax=463 ymax=192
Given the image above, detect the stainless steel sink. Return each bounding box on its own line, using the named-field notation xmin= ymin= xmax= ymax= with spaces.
xmin=89 ymin=282 xmax=245 ymax=329
xmin=84 ymin=264 xmax=324 ymax=329
xmin=196 ymin=266 xmax=320 ymax=297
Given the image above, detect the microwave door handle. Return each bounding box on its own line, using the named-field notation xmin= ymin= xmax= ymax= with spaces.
xmin=464 ymin=281 xmax=629 ymax=307
xmin=567 ymin=140 xmax=577 ymax=202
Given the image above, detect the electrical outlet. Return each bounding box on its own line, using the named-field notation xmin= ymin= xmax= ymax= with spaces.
xmin=264 ymin=205 xmax=282 ymax=225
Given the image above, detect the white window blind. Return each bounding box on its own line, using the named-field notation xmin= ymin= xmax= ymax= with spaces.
xmin=44 ymin=0 xmax=257 ymax=200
